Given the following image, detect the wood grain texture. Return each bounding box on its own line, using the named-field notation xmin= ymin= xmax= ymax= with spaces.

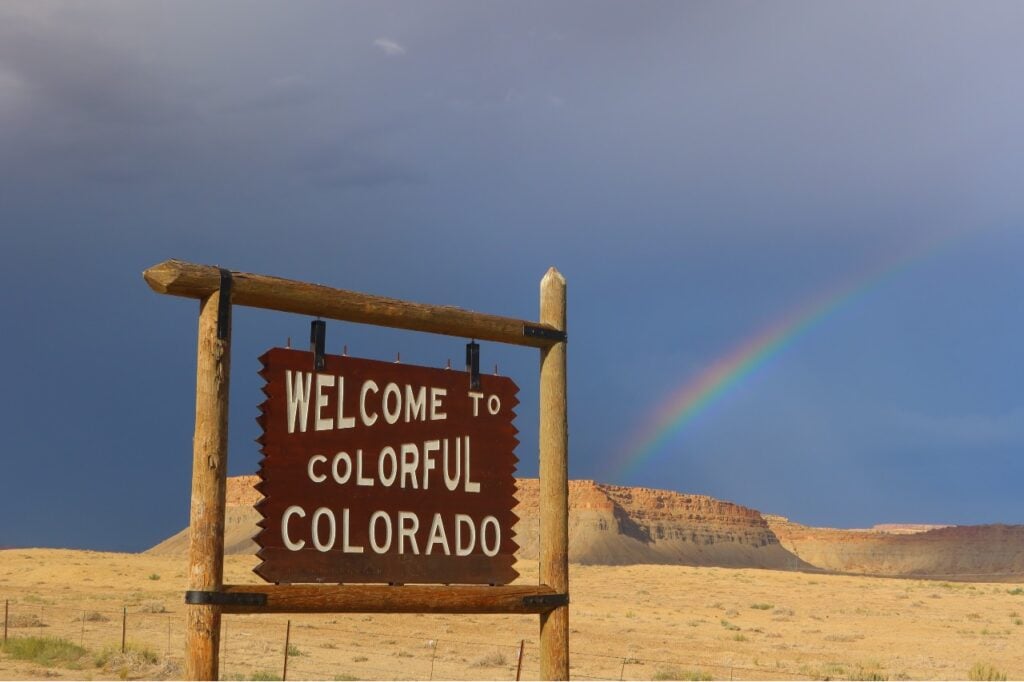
xmin=217 ymin=584 xmax=564 ymax=614
xmin=538 ymin=267 xmax=569 ymax=680
xmin=143 ymin=260 xmax=562 ymax=348
xmin=185 ymin=291 xmax=231 ymax=680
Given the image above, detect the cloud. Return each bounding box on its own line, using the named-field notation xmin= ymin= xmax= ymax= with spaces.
xmin=373 ymin=38 xmax=407 ymax=57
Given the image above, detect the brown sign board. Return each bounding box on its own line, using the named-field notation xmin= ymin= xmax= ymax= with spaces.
xmin=254 ymin=348 xmax=520 ymax=585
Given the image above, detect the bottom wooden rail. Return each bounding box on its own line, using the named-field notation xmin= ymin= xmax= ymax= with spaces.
xmin=185 ymin=584 xmax=568 ymax=615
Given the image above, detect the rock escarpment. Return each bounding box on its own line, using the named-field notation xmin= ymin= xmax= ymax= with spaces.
xmin=514 ymin=479 xmax=808 ymax=568
xmin=147 ymin=476 xmax=1024 ymax=581
xmin=766 ymin=515 xmax=1024 ymax=579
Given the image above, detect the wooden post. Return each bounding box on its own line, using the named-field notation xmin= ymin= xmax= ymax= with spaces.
xmin=515 ymin=639 xmax=525 ymax=681
xmin=538 ymin=267 xmax=568 ymax=680
xmin=185 ymin=289 xmax=232 ymax=680
xmin=282 ymin=620 xmax=291 ymax=682
xmin=3 ymin=599 xmax=7 ymax=644
xmin=121 ymin=607 xmax=127 ymax=653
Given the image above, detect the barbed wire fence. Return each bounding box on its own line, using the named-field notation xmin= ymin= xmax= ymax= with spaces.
xmin=0 ymin=597 xmax=833 ymax=680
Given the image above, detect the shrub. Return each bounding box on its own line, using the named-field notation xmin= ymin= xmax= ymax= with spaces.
xmin=148 ymin=573 xmax=161 ymax=581
xmin=80 ymin=611 xmax=110 ymax=622
xmin=7 ymin=613 xmax=44 ymax=628
xmin=1007 ymin=588 xmax=1023 ymax=596
xmin=248 ymin=671 xmax=282 ymax=681
xmin=138 ymin=601 xmax=167 ymax=614
xmin=1 ymin=636 xmax=86 ymax=668
xmin=967 ymin=663 xmax=1007 ymax=681
xmin=751 ymin=603 xmax=773 ymax=610
xmin=285 ymin=643 xmax=302 ymax=657
xmin=94 ymin=641 xmax=162 ymax=680
xmin=472 ymin=650 xmax=508 ymax=667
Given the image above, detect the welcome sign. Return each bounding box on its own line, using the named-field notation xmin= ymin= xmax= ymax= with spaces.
xmin=254 ymin=347 xmax=520 ymax=585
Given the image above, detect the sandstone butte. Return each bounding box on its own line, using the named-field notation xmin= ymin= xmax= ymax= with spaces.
xmin=147 ymin=475 xmax=1024 ymax=581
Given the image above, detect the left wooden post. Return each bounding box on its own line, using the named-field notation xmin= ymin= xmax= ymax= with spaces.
xmin=185 ymin=288 xmax=231 ymax=680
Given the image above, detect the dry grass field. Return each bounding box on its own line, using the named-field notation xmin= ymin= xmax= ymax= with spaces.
xmin=1 ymin=548 xmax=1022 ymax=680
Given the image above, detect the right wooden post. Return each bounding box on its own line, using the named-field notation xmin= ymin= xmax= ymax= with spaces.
xmin=539 ymin=267 xmax=569 ymax=680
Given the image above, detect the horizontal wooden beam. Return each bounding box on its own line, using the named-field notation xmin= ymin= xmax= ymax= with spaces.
xmin=208 ymin=584 xmax=567 ymax=615
xmin=144 ymin=260 xmax=565 ymax=348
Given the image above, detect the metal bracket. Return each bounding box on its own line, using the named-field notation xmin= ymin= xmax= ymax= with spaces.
xmin=523 ymin=324 xmax=566 ymax=343
xmin=310 ymin=320 xmax=326 ymax=371
xmin=185 ymin=590 xmax=267 ymax=607
xmin=217 ymin=268 xmax=233 ymax=341
xmin=466 ymin=340 xmax=480 ymax=390
xmin=522 ymin=593 xmax=569 ymax=608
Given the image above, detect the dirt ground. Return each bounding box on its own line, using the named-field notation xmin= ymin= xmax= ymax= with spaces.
xmin=1 ymin=548 xmax=1022 ymax=680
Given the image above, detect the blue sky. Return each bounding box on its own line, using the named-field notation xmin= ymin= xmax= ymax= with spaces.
xmin=1 ymin=2 xmax=1021 ymax=551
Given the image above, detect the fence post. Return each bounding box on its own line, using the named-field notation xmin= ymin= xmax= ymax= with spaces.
xmin=516 ymin=639 xmax=525 ymax=681
xmin=539 ymin=268 xmax=569 ymax=680
xmin=121 ymin=607 xmax=127 ymax=653
xmin=619 ymin=658 xmax=626 ymax=681
xmin=3 ymin=599 xmax=7 ymax=644
xmin=282 ymin=619 xmax=291 ymax=682
xmin=80 ymin=610 xmax=86 ymax=647
xmin=428 ymin=639 xmax=437 ymax=681
xmin=185 ymin=285 xmax=232 ymax=681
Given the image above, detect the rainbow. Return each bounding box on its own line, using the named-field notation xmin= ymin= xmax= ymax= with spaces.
xmin=606 ymin=230 xmax=967 ymax=481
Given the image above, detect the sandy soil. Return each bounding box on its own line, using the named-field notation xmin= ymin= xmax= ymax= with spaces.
xmin=1 ymin=549 xmax=1022 ymax=680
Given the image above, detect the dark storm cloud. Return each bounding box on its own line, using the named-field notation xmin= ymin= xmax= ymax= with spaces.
xmin=1 ymin=1 xmax=1022 ymax=549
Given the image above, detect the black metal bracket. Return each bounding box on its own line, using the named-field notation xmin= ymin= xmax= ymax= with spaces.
xmin=523 ymin=324 xmax=566 ymax=343
xmin=217 ymin=268 xmax=233 ymax=341
xmin=522 ymin=593 xmax=569 ymax=609
xmin=466 ymin=340 xmax=480 ymax=390
xmin=184 ymin=590 xmax=267 ymax=607
xmin=310 ymin=320 xmax=326 ymax=371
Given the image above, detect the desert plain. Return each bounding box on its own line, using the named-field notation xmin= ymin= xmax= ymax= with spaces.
xmin=3 ymin=552 xmax=1024 ymax=680
xmin=2 ymin=477 xmax=1022 ymax=681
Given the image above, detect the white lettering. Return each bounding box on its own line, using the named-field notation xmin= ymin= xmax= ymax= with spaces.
xmin=282 ymin=505 xmax=306 ymax=551
xmin=425 ymin=513 xmax=450 ymax=555
xmin=443 ymin=439 xmax=461 ymax=491
xmin=468 ymin=391 xmax=484 ymax=416
xmin=331 ymin=452 xmax=352 ymax=484
xmin=487 ymin=394 xmax=500 ymax=416
xmin=455 ymin=514 xmax=475 ymax=556
xmin=314 ymin=374 xmax=335 ymax=431
xmin=422 ymin=440 xmax=439 ymax=490
xmin=342 ymin=508 xmax=363 ymax=553
xmin=430 ymin=387 xmax=447 ymax=420
xmin=405 ymin=385 xmax=426 ymax=422
xmin=378 ymin=447 xmax=398 ymax=487
xmin=464 ymin=436 xmax=480 ymax=493
xmin=480 ymin=516 xmax=500 ymax=557
xmin=356 ymin=449 xmax=373 ymax=486
xmin=307 ymin=455 xmax=327 ymax=483
xmin=359 ymin=380 xmax=379 ymax=426
xmin=382 ymin=382 xmax=402 ymax=425
xmin=336 ymin=377 xmax=356 ymax=429
xmin=400 ymin=443 xmax=419 ymax=489
xmin=311 ymin=507 xmax=336 ymax=552
xmin=286 ymin=371 xmax=313 ymax=433
xmin=398 ymin=511 xmax=420 ymax=554
xmin=369 ymin=511 xmax=392 ymax=553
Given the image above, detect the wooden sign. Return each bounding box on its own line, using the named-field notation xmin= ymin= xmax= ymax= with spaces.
xmin=254 ymin=348 xmax=520 ymax=585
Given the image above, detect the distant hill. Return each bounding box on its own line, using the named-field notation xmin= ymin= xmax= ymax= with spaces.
xmin=147 ymin=476 xmax=1024 ymax=581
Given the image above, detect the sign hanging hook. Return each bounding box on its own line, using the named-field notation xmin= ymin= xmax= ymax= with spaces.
xmin=310 ymin=319 xmax=326 ymax=371
xmin=466 ymin=339 xmax=481 ymax=390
